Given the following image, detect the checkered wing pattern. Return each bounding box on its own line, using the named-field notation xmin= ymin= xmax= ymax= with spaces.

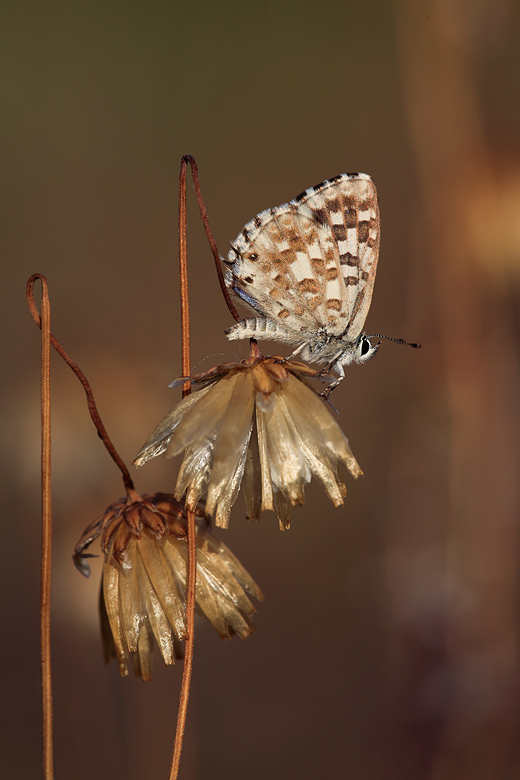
xmin=223 ymin=173 xmax=380 ymax=341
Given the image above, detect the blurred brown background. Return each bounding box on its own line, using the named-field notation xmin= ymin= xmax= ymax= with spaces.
xmin=3 ymin=1 xmax=520 ymax=778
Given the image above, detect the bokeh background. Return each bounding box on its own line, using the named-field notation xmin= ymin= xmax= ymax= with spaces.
xmin=3 ymin=1 xmax=520 ymax=778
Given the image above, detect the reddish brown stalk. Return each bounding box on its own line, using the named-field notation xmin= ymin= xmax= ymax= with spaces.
xmin=26 ymin=276 xmax=136 ymax=495
xmin=29 ymin=275 xmax=54 ymax=780
xmin=169 ymin=157 xmax=197 ymax=780
xmin=181 ymin=154 xmax=240 ymax=323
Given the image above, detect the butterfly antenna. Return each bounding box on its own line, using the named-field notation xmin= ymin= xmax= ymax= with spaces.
xmin=367 ymin=334 xmax=421 ymax=349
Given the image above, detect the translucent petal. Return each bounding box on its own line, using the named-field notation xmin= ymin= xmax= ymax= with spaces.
xmin=133 ymin=386 xmax=213 ymax=466
xmin=161 ymin=535 xmax=230 ymax=637
xmin=196 ymin=545 xmax=257 ymax=617
xmin=282 ymin=375 xmax=363 ymax=477
xmin=212 ymin=426 xmax=252 ymax=529
xmin=261 ymin=391 xmax=310 ymax=503
xmin=99 ymin=582 xmax=121 ymax=669
xmin=243 ymin=418 xmax=262 ymax=521
xmin=298 ymin=438 xmax=346 ymax=506
xmin=165 ymin=373 xmax=240 ymax=458
xmin=255 ymin=408 xmax=273 ymax=512
xmin=134 ymin=617 xmax=154 ymax=681
xmin=175 ymin=436 xmax=214 ymax=508
xmin=138 ymin=531 xmax=187 ymax=639
xmin=196 ymin=564 xmax=255 ymax=639
xmin=102 ymin=557 xmax=128 ymax=674
xmin=206 ymin=372 xmax=255 ymax=523
xmin=197 ymin=533 xmax=264 ymax=602
xmin=117 ymin=540 xmax=143 ymax=652
xmin=274 ymin=491 xmax=291 ymax=531
xmin=135 ymin=551 xmax=175 ymax=665
xmin=250 ymin=362 xmax=279 ymax=412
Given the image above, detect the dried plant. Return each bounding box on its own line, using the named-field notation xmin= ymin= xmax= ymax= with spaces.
xmin=134 ymin=344 xmax=362 ymax=530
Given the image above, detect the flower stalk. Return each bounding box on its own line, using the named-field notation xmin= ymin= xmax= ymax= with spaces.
xmin=27 ymin=274 xmax=54 ymax=780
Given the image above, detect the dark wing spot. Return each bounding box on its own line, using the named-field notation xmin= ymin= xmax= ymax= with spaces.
xmin=345 ymin=276 xmax=358 ymax=286
xmin=325 ymin=267 xmax=339 ymax=280
xmin=326 ymin=197 xmax=341 ymax=213
xmin=327 ymin=298 xmax=341 ymax=310
xmin=274 ymin=274 xmax=291 ymax=290
xmin=297 ymin=278 xmax=320 ymax=294
xmin=339 ymin=252 xmax=359 ymax=266
xmin=244 ymin=276 xmax=254 ymax=284
xmin=332 ymin=224 xmax=347 ymax=242
xmin=311 ymin=208 xmax=328 ymax=225
xmin=287 ymin=233 xmax=306 ymax=251
xmin=324 ymin=248 xmax=336 ymax=264
xmin=343 ymin=197 xmax=358 ymax=228
xmin=358 ymin=221 xmax=370 ymax=243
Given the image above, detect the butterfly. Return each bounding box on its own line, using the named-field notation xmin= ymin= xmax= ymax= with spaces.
xmin=222 ymin=173 xmax=381 ymax=393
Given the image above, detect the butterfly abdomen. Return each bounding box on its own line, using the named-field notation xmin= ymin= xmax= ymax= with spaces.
xmin=225 ymin=317 xmax=296 ymax=345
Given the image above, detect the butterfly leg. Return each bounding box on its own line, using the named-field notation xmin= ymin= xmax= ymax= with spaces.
xmin=320 ymin=361 xmax=345 ymax=398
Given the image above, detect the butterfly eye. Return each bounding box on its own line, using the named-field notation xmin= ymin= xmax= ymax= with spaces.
xmin=248 ymin=253 xmax=259 ymax=261
xmin=357 ymin=335 xmax=378 ymax=362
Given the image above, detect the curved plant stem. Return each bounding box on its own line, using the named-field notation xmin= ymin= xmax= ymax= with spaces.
xmin=181 ymin=153 xmax=240 ymax=323
xmin=28 ymin=274 xmax=54 ymax=780
xmin=169 ymin=156 xmax=197 ymax=780
xmin=26 ymin=276 xmax=136 ymax=494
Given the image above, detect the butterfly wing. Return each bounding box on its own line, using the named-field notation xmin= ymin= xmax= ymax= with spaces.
xmin=223 ymin=173 xmax=380 ymax=340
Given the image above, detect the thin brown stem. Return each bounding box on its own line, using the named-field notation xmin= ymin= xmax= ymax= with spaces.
xmin=181 ymin=154 xmax=241 ymax=322
xmin=26 ymin=275 xmax=136 ymax=494
xmin=169 ymin=507 xmax=197 ymax=780
xmin=178 ymin=157 xmax=192 ymax=399
xmin=33 ymin=275 xmax=54 ymax=780
xmin=169 ymin=157 xmax=198 ymax=780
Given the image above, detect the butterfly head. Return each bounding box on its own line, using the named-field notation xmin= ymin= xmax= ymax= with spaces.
xmin=353 ymin=334 xmax=379 ymax=364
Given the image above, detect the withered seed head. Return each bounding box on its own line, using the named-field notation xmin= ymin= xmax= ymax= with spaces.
xmin=133 ymin=352 xmax=362 ymax=530
xmin=74 ymin=491 xmax=263 ymax=680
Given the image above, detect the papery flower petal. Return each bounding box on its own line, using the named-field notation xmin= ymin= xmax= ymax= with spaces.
xmin=134 ymin=619 xmax=154 ymax=681
xmin=205 ymin=371 xmax=255 ymax=527
xmin=259 ymin=389 xmax=311 ymax=504
xmin=281 ymin=374 xmax=362 ymax=477
xmin=165 ymin=373 xmax=240 ymax=458
xmin=175 ymin=437 xmax=214 ymax=508
xmin=137 ymin=532 xmax=187 ymax=638
xmin=102 ymin=556 xmax=128 ymax=675
xmin=274 ymin=492 xmax=291 ymax=531
xmin=133 ymin=387 xmax=213 ymax=466
xmin=76 ymin=492 xmax=262 ymax=679
xmin=117 ymin=542 xmax=143 ymax=651
xmin=243 ymin=424 xmax=262 ymax=520
xmin=135 ymin=551 xmax=176 ymax=667
xmin=133 ymin=352 xmax=362 ymax=529
xmin=255 ymin=407 xmax=274 ymax=512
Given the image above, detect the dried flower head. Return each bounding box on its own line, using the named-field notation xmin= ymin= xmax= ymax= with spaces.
xmin=133 ymin=347 xmax=362 ymax=530
xmin=74 ymin=490 xmax=263 ymax=680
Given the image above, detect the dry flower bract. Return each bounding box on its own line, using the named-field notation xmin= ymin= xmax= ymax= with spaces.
xmin=133 ymin=351 xmax=362 ymax=530
xmin=74 ymin=491 xmax=263 ymax=680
